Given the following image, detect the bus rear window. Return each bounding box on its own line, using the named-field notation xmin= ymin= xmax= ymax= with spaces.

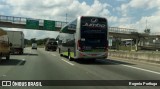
xmin=81 ymin=17 xmax=107 ymax=29
xmin=81 ymin=17 xmax=107 ymax=34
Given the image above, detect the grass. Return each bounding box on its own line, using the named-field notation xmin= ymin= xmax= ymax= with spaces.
xmin=62 ymin=52 xmax=74 ymax=58
xmin=119 ymin=46 xmax=136 ymax=51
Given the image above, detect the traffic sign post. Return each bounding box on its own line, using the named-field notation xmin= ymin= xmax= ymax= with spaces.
xmin=43 ymin=20 xmax=55 ymax=30
xmin=26 ymin=19 xmax=39 ymax=29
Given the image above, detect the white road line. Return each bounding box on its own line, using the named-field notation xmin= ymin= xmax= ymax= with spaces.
xmin=25 ymin=48 xmax=31 ymax=53
xmin=18 ymin=59 xmax=26 ymax=65
xmin=51 ymin=54 xmax=56 ymax=56
xmin=108 ymin=60 xmax=160 ymax=75
xmin=30 ymin=50 xmax=32 ymax=54
xmin=61 ymin=59 xmax=74 ymax=66
xmin=2 ymin=75 xmax=6 ymax=77
xmin=122 ymin=65 xmax=160 ymax=75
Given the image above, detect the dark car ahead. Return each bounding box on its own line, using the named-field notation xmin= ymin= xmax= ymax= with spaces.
xmin=45 ymin=39 xmax=58 ymax=51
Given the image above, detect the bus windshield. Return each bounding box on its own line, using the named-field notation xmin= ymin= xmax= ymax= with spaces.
xmin=80 ymin=17 xmax=107 ymax=50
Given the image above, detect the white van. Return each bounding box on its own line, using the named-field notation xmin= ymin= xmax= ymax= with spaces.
xmin=32 ymin=43 xmax=37 ymax=49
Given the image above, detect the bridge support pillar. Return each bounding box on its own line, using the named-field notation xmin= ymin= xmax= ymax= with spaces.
xmin=115 ymin=37 xmax=120 ymax=50
xmin=135 ymin=39 xmax=138 ymax=51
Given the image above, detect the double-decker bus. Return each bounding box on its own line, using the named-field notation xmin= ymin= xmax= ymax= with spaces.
xmin=57 ymin=16 xmax=108 ymax=61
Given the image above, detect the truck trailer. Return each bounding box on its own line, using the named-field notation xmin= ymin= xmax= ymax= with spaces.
xmin=0 ymin=28 xmax=11 ymax=60
xmin=7 ymin=31 xmax=24 ymax=54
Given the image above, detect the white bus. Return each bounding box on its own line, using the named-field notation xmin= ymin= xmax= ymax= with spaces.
xmin=57 ymin=16 xmax=108 ymax=61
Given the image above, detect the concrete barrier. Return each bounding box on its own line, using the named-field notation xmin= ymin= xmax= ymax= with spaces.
xmin=108 ymin=51 xmax=160 ymax=63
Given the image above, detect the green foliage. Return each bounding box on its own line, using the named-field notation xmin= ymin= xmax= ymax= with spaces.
xmin=24 ymin=37 xmax=55 ymax=46
xmin=31 ymin=38 xmax=36 ymax=43
xmin=144 ymin=29 xmax=150 ymax=34
xmin=119 ymin=46 xmax=136 ymax=51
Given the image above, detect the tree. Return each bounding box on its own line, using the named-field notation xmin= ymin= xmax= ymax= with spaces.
xmin=31 ymin=38 xmax=36 ymax=43
xmin=144 ymin=28 xmax=150 ymax=34
xmin=37 ymin=39 xmax=44 ymax=45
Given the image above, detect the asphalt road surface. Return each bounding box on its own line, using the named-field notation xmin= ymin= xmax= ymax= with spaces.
xmin=0 ymin=47 xmax=160 ymax=89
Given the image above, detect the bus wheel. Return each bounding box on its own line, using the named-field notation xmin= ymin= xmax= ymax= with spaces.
xmin=90 ymin=58 xmax=96 ymax=62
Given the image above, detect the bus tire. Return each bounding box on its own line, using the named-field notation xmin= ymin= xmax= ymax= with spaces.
xmin=90 ymin=58 xmax=96 ymax=62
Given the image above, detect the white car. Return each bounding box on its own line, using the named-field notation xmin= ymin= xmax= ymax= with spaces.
xmin=32 ymin=43 xmax=37 ymax=49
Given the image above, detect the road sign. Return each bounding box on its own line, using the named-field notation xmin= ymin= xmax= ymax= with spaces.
xmin=26 ymin=19 xmax=39 ymax=29
xmin=43 ymin=20 xmax=55 ymax=30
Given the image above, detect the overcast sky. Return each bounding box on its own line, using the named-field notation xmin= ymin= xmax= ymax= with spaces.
xmin=0 ymin=0 xmax=160 ymax=39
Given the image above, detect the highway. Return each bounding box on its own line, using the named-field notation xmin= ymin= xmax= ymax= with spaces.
xmin=0 ymin=47 xmax=160 ymax=89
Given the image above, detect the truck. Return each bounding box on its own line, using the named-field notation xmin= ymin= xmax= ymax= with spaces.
xmin=45 ymin=38 xmax=58 ymax=51
xmin=7 ymin=31 xmax=24 ymax=54
xmin=0 ymin=28 xmax=11 ymax=60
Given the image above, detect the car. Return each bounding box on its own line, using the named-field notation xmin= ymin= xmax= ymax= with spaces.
xmin=32 ymin=43 xmax=37 ymax=49
xmin=45 ymin=38 xmax=57 ymax=51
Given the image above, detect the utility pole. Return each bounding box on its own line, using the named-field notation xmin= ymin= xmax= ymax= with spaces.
xmin=146 ymin=20 xmax=148 ymax=29
xmin=66 ymin=13 xmax=67 ymax=23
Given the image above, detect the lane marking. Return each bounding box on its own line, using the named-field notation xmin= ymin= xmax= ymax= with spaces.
xmin=51 ymin=54 xmax=56 ymax=56
xmin=2 ymin=75 xmax=6 ymax=77
xmin=122 ymin=65 xmax=160 ymax=75
xmin=108 ymin=60 xmax=160 ymax=75
xmin=18 ymin=59 xmax=26 ymax=65
xmin=61 ymin=59 xmax=74 ymax=66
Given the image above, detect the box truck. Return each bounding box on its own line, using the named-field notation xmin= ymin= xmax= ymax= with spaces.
xmin=7 ymin=31 xmax=24 ymax=54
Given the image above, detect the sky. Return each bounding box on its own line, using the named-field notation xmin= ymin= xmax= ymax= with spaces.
xmin=0 ymin=0 xmax=160 ymax=39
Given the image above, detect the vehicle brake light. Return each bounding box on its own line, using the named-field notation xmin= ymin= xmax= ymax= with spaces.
xmin=105 ymin=40 xmax=108 ymax=50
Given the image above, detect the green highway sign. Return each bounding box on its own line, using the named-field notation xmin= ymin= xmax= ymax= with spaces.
xmin=26 ymin=19 xmax=39 ymax=29
xmin=43 ymin=20 xmax=55 ymax=30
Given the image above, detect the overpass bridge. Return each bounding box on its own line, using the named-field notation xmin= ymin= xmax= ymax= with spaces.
xmin=0 ymin=15 xmax=138 ymax=39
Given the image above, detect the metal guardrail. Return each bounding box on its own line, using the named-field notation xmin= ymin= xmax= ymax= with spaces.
xmin=0 ymin=15 xmax=137 ymax=34
xmin=109 ymin=27 xmax=137 ymax=34
xmin=150 ymin=32 xmax=160 ymax=36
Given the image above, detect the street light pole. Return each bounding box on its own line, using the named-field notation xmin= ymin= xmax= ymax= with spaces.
xmin=66 ymin=13 xmax=67 ymax=23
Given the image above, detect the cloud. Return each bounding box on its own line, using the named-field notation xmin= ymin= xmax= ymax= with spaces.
xmin=4 ymin=0 xmax=111 ymax=21
xmin=2 ymin=0 xmax=160 ymax=37
xmin=114 ymin=0 xmax=160 ymax=32
xmin=0 ymin=0 xmax=111 ymax=39
xmin=4 ymin=28 xmax=59 ymax=40
xmin=136 ymin=16 xmax=160 ymax=32
xmin=118 ymin=0 xmax=160 ymax=15
xmin=116 ymin=0 xmax=127 ymax=2
xmin=117 ymin=15 xmax=160 ymax=33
